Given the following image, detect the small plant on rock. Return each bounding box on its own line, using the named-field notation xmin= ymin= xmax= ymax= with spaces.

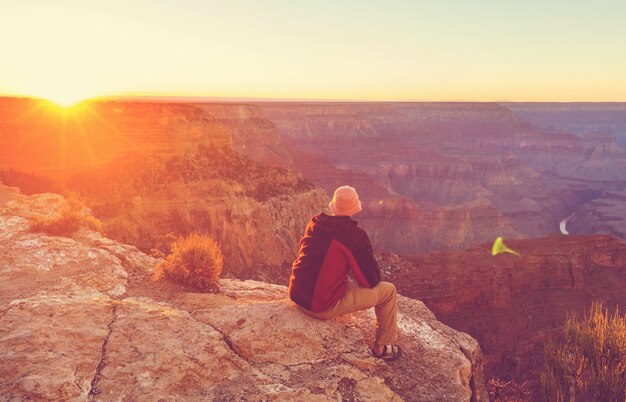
xmin=154 ymin=232 xmax=223 ymax=291
xmin=30 ymin=192 xmax=103 ymax=236
xmin=488 ymin=377 xmax=533 ymax=401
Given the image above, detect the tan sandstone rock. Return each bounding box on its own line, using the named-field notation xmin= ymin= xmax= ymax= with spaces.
xmin=0 ymin=184 xmax=488 ymax=401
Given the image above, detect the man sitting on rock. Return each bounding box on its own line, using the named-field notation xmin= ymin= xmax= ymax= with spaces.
xmin=288 ymin=185 xmax=401 ymax=361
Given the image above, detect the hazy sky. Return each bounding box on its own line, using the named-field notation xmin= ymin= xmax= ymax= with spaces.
xmin=1 ymin=0 xmax=625 ymax=102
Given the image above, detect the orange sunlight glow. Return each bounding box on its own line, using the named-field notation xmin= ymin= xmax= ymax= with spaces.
xmin=43 ymin=91 xmax=91 ymax=108
xmin=20 ymin=78 xmax=97 ymax=108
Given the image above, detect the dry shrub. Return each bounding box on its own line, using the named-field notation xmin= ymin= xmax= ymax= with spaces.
xmin=154 ymin=233 xmax=223 ymax=291
xmin=30 ymin=192 xmax=103 ymax=236
xmin=540 ymin=301 xmax=626 ymax=402
xmin=82 ymin=214 xmax=104 ymax=232
xmin=488 ymin=377 xmax=533 ymax=401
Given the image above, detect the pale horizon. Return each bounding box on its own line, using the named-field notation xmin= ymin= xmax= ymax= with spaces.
xmin=5 ymin=93 xmax=626 ymax=105
xmin=2 ymin=1 xmax=626 ymax=104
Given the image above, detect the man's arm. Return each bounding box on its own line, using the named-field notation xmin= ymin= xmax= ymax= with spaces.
xmin=341 ymin=228 xmax=381 ymax=288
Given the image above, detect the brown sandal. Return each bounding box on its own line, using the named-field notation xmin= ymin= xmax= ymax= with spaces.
xmin=372 ymin=344 xmax=402 ymax=361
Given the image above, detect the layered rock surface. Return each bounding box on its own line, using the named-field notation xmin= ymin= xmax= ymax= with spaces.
xmin=0 ymin=98 xmax=327 ymax=277
xmin=3 ymin=97 xmax=625 ymax=260
xmin=0 ymin=185 xmax=488 ymax=401
xmin=253 ymin=102 xmax=626 ymax=254
xmin=379 ymin=235 xmax=626 ymax=383
xmin=505 ymin=102 xmax=626 ymax=147
xmin=568 ymin=190 xmax=626 ymax=241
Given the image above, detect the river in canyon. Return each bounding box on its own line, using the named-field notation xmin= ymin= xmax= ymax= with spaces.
xmin=559 ymin=213 xmax=575 ymax=235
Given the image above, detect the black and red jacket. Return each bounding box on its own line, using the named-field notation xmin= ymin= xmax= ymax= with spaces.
xmin=288 ymin=213 xmax=381 ymax=312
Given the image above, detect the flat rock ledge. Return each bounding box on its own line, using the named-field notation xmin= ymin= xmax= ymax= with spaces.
xmin=0 ymin=184 xmax=488 ymax=401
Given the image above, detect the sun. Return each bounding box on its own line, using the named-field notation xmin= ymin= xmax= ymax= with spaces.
xmin=29 ymin=85 xmax=94 ymax=108
xmin=46 ymin=92 xmax=89 ymax=108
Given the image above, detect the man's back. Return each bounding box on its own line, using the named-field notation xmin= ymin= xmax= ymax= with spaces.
xmin=288 ymin=212 xmax=380 ymax=312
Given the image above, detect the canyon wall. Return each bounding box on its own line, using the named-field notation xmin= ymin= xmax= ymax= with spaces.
xmin=194 ymin=103 xmax=290 ymax=166
xmin=4 ymin=98 xmax=624 ymax=259
xmin=253 ymin=102 xmax=626 ymax=254
xmin=568 ymin=189 xmax=626 ymax=241
xmin=0 ymin=98 xmax=326 ymax=277
xmin=379 ymin=235 xmax=626 ymax=383
xmin=505 ymin=102 xmax=626 ymax=147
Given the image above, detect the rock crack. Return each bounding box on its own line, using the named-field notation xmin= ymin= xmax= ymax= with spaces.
xmin=88 ymin=302 xmax=119 ymax=399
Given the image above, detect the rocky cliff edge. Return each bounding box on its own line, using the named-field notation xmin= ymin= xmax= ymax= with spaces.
xmin=0 ymin=184 xmax=487 ymax=401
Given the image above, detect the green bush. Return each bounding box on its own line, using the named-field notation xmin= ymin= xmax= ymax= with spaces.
xmin=154 ymin=233 xmax=223 ymax=291
xmin=540 ymin=301 xmax=626 ymax=402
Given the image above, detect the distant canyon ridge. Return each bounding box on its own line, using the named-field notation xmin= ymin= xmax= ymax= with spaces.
xmin=1 ymin=98 xmax=626 ymax=273
xmin=251 ymin=101 xmax=626 ymax=254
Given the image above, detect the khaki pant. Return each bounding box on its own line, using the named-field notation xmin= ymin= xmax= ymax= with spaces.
xmin=302 ymin=281 xmax=398 ymax=348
